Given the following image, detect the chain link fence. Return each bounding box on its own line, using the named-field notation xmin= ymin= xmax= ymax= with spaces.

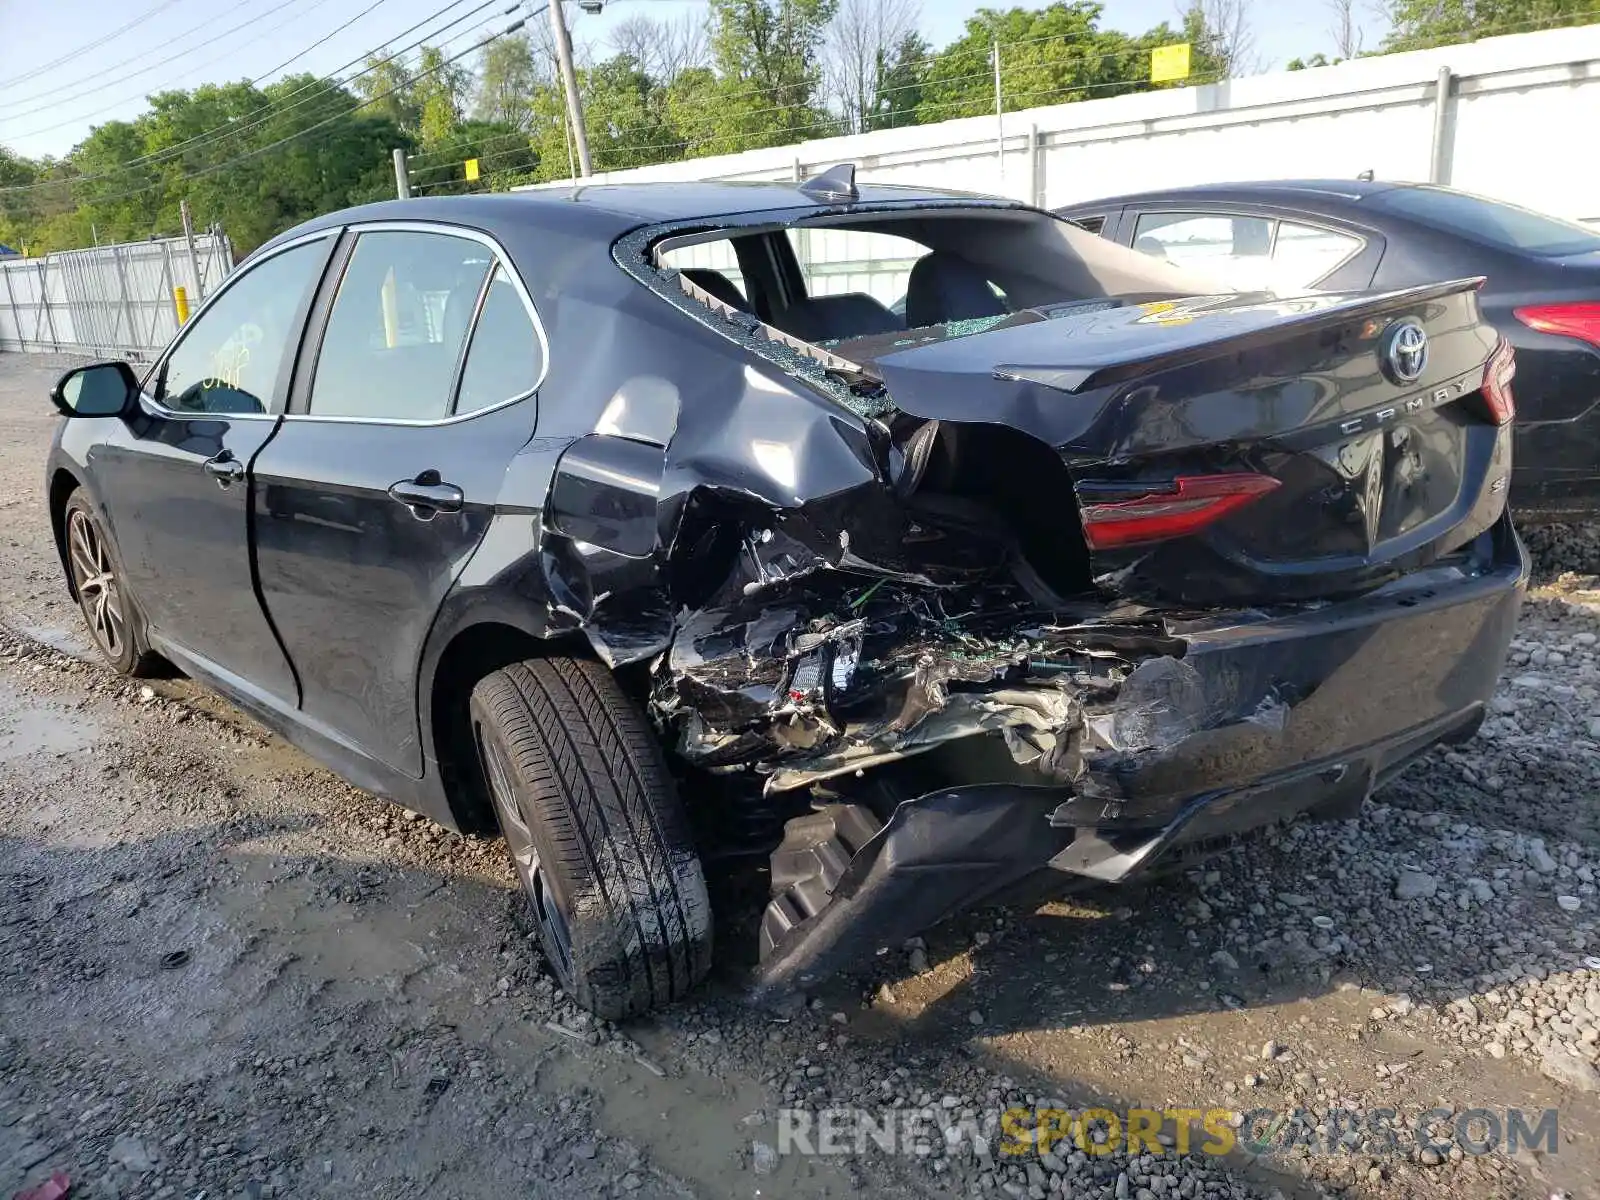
xmin=0 ymin=232 xmax=234 ymax=361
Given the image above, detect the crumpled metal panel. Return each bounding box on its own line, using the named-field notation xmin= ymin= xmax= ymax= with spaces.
xmin=536 ymin=205 xmax=1214 ymax=784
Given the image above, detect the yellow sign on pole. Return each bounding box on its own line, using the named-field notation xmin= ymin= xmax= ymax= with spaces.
xmin=1151 ymin=42 xmax=1192 ymax=84
xmin=464 ymin=158 xmax=481 ymax=182
xmin=173 ymin=286 xmax=190 ymax=325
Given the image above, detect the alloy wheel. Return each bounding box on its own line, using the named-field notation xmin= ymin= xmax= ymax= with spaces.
xmin=66 ymin=508 xmax=125 ymax=662
xmin=477 ymin=722 xmax=576 ymax=987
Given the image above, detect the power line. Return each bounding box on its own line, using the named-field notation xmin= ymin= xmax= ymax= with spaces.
xmin=413 ymin=137 xmax=538 ymax=180
xmin=2 ymin=0 xmax=333 ymax=121
xmin=1 ymin=0 xmax=506 ymax=193
xmin=1 ymin=0 xmax=368 ymax=141
xmin=1 ymin=0 xmax=271 ymax=110
xmin=406 ymin=123 xmax=538 ymax=167
xmin=136 ymin=0 xmax=500 ymax=169
xmin=241 ymin=0 xmax=399 ymax=90
xmin=63 ymin=11 xmax=524 ymax=210
xmin=0 ymin=0 xmax=184 ymax=90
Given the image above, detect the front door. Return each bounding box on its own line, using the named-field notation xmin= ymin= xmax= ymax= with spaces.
xmin=90 ymin=234 xmax=335 ymax=705
xmin=251 ymin=227 xmax=545 ymax=775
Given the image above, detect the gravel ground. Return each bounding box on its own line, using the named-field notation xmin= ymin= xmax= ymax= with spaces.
xmin=3 ymin=351 xmax=1600 ymax=1200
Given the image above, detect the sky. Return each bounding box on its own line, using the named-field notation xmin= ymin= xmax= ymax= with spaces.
xmin=0 ymin=0 xmax=1384 ymax=160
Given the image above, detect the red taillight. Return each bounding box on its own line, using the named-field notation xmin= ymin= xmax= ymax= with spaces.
xmin=1482 ymin=337 xmax=1516 ymax=425
xmin=1513 ymin=301 xmax=1600 ymax=348
xmin=1080 ymin=473 xmax=1281 ymax=550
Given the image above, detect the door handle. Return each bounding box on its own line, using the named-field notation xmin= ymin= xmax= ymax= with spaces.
xmin=388 ymin=474 xmax=464 ymax=519
xmin=203 ymin=451 xmax=244 ymax=487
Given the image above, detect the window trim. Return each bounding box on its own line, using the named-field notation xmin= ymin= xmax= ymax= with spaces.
xmin=1128 ymin=206 xmax=1370 ymax=291
xmin=139 ymin=229 xmax=337 ymax=422
xmin=288 ymin=219 xmax=549 ymax=428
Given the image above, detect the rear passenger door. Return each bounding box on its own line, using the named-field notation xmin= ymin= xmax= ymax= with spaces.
xmin=250 ymin=224 xmax=546 ymax=776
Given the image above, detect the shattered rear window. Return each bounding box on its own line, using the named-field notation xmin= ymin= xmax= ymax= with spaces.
xmin=634 ymin=206 xmax=1208 ymax=369
xmin=616 ymin=202 xmax=1212 ymax=416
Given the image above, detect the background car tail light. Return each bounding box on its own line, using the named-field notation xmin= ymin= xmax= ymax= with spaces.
xmin=1080 ymin=473 xmax=1281 ymax=549
xmin=1482 ymin=337 xmax=1516 ymax=425
xmin=1514 ymin=301 xmax=1600 ymax=348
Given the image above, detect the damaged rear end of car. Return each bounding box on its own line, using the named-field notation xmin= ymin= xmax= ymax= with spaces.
xmin=538 ymin=191 xmax=1528 ymax=997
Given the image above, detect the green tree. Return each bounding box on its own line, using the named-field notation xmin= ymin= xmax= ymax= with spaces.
xmin=1175 ymin=0 xmax=1255 ymax=79
xmin=1382 ymin=0 xmax=1594 ymax=51
xmin=520 ymin=53 xmax=680 ymax=181
xmin=921 ymin=3 xmax=1154 ymax=122
xmin=702 ymin=0 xmax=840 ymax=150
xmin=414 ymin=45 xmax=473 ymax=148
xmin=354 ymin=52 xmax=420 ymax=130
xmin=475 ymin=33 xmax=541 ymax=129
xmin=825 ymin=0 xmax=920 ymax=133
xmin=581 ymin=55 xmax=679 ymax=172
xmin=0 ymin=147 xmax=45 ymax=252
xmin=870 ymin=30 xmax=932 ymax=128
xmin=0 ymin=74 xmax=409 ymax=255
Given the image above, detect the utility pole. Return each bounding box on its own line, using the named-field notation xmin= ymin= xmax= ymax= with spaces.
xmin=549 ymin=0 xmax=592 ymax=177
xmin=179 ymin=199 xmax=205 ymax=300
xmin=992 ymin=38 xmax=1005 ymax=181
xmin=393 ymin=148 xmax=412 ymax=199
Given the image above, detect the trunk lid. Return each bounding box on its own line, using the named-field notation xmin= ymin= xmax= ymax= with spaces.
xmin=855 ymin=281 xmax=1511 ymax=606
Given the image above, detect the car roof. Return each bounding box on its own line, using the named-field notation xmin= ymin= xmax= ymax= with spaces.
xmin=265 ymin=179 xmax=1008 ymax=251
xmin=1061 ymin=179 xmax=1409 ymax=212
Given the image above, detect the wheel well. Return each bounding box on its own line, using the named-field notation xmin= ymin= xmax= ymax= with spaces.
xmin=430 ymin=623 xmax=584 ymax=834
xmin=48 ymin=470 xmax=81 ymax=599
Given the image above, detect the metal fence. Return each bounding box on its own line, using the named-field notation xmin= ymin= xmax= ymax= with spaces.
xmin=0 ymin=232 xmax=234 ymax=360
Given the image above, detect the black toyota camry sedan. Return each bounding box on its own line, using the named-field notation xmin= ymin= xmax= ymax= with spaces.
xmin=47 ymin=168 xmax=1526 ymax=1017
xmin=1058 ymin=180 xmax=1600 ymax=521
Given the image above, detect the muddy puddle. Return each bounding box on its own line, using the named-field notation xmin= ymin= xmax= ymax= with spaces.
xmin=0 ymin=679 xmax=98 ymax=762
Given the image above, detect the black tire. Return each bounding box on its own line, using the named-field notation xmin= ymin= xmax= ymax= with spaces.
xmin=62 ymin=491 xmax=161 ymax=677
xmin=469 ymin=656 xmax=712 ymax=1019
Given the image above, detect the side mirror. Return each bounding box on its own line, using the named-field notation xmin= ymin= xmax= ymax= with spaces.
xmin=51 ymin=361 xmax=140 ymax=419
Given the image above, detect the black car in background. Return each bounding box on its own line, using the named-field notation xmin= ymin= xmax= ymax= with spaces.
xmin=1058 ymin=181 xmax=1600 ymax=520
xmin=45 ymin=173 xmax=1526 ymax=1018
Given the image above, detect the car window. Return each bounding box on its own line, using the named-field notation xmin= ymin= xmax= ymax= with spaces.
xmin=785 ymin=227 xmax=928 ymax=309
xmin=157 ymin=239 xmax=327 ymax=415
xmin=1368 ymin=186 xmax=1600 ymax=257
xmin=1132 ymin=212 xmax=1361 ymax=292
xmin=1270 ymin=219 xmax=1364 ymax=289
xmin=1069 ymin=214 xmax=1106 ymax=234
xmin=1133 ymin=213 xmax=1275 ymax=290
xmin=659 ymin=239 xmax=748 ymax=303
xmin=456 ymin=265 xmax=542 ymax=414
xmin=308 ymin=230 xmax=492 ymax=421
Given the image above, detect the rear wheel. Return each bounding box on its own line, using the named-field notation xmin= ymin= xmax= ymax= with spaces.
xmin=63 ymin=492 xmax=159 ymax=677
xmin=469 ymin=657 xmax=712 ymax=1019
